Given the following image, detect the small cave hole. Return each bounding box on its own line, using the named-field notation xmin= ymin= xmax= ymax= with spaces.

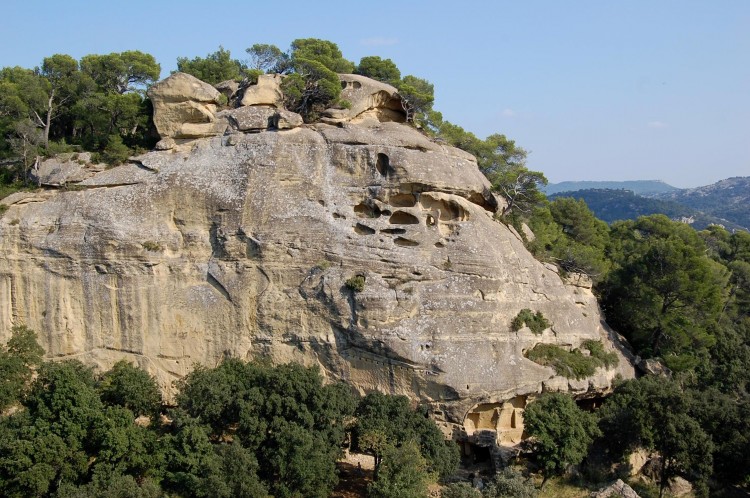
xmin=381 ymin=228 xmax=406 ymax=235
xmin=354 ymin=223 xmax=376 ymax=235
xmin=332 ymin=212 xmax=345 ymax=219
xmin=318 ymin=200 xmax=326 ymax=206
xmin=353 ymin=81 xmax=362 ymax=89
xmin=434 ymin=241 xmax=445 ymax=248
xmin=389 ymin=193 xmax=417 ymax=207
xmin=426 ymin=214 xmax=436 ymax=226
xmin=375 ymin=153 xmax=391 ymax=176
xmin=394 ymin=237 xmax=420 ymax=247
xmin=389 ymin=211 xmax=420 ymax=225
xmin=354 ymin=202 xmax=381 ymax=219
xmin=341 ymin=81 xmax=348 ymax=89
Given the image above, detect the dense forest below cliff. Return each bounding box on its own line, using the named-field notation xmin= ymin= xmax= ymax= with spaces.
xmin=1 ymin=39 xmax=750 ymax=497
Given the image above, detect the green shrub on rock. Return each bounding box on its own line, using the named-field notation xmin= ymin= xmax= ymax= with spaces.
xmin=511 ymin=309 xmax=550 ymax=334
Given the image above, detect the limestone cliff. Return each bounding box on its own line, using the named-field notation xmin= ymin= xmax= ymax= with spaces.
xmin=0 ymin=73 xmax=633 ymax=441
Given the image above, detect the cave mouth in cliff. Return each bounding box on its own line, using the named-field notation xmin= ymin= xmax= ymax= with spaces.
xmin=470 ymin=444 xmax=491 ymax=463
xmin=420 ymin=196 xmax=468 ymax=222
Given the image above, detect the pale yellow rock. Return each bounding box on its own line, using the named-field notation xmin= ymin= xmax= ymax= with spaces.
xmin=0 ymin=117 xmax=634 ymax=431
xmin=628 ymin=448 xmax=651 ymax=477
xmin=323 ymin=74 xmax=406 ymax=124
xmin=148 ymin=72 xmax=224 ymax=140
xmin=240 ymin=74 xmax=284 ymax=107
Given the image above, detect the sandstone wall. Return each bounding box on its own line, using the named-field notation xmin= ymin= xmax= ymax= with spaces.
xmin=0 ymin=91 xmax=633 ymax=429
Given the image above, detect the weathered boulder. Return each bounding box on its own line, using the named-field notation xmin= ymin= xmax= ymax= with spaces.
xmin=627 ymin=448 xmax=652 ymax=476
xmin=323 ymin=74 xmax=406 ymax=124
xmin=147 ymin=72 xmax=227 ymax=140
xmin=591 ymin=479 xmax=640 ymax=498
xmin=240 ymin=74 xmax=284 ymax=107
xmin=636 ymin=357 xmax=671 ymax=377
xmin=274 ymin=109 xmax=304 ymax=129
xmin=220 ymin=106 xmax=304 ymax=133
xmin=30 ymin=153 xmax=104 ymax=186
xmin=0 ymin=77 xmax=634 ymax=437
xmin=214 ymin=79 xmax=240 ymax=100
xmin=668 ymin=477 xmax=693 ymax=497
xmin=222 ymin=105 xmax=277 ymax=132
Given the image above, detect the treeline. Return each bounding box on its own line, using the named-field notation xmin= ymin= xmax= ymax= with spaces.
xmin=509 ymin=195 xmax=750 ymax=496
xmin=0 ymin=326 xmax=458 ymax=497
xmin=0 ymin=51 xmax=161 ymax=177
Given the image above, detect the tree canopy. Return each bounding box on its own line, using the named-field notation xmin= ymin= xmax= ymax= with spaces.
xmin=176 ymin=46 xmax=245 ymax=85
xmin=352 ymin=392 xmax=459 ymax=480
xmin=522 ymin=393 xmax=600 ymax=485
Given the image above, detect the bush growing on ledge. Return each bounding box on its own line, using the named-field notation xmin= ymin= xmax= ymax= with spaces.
xmin=345 ymin=275 xmax=366 ymax=292
xmin=511 ymin=308 xmax=550 ymax=334
xmin=141 ymin=241 xmax=163 ymax=252
xmin=526 ymin=340 xmax=618 ymax=379
xmin=581 ymin=339 xmax=619 ymax=368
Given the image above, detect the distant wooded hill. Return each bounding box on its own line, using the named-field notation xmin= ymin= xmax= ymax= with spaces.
xmin=547 ymin=176 xmax=750 ymax=232
xmin=652 ymin=176 xmax=750 ymax=230
xmin=543 ymin=180 xmax=679 ymax=196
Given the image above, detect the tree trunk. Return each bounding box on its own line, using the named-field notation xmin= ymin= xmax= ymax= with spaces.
xmin=540 ymin=474 xmax=549 ymax=489
xmin=43 ymin=90 xmax=55 ymax=148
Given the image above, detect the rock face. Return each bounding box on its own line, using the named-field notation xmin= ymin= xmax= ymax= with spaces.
xmin=0 ymin=74 xmax=633 ymax=442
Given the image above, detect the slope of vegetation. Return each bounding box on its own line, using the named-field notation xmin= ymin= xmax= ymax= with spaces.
xmin=0 ymin=327 xmax=459 ymax=497
xmin=517 ymin=194 xmax=750 ymax=496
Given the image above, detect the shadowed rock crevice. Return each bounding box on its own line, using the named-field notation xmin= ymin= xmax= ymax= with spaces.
xmin=389 ymin=211 xmax=420 ymax=225
xmin=354 ymin=223 xmax=376 ymax=235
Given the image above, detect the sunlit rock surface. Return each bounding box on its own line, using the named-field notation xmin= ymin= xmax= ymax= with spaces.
xmin=0 ymin=74 xmax=634 ymax=434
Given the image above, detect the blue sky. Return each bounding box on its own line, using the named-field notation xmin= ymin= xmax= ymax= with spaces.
xmin=3 ymin=1 xmax=749 ymax=187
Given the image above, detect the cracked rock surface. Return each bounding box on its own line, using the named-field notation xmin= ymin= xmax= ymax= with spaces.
xmin=0 ymin=119 xmax=633 ymax=426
